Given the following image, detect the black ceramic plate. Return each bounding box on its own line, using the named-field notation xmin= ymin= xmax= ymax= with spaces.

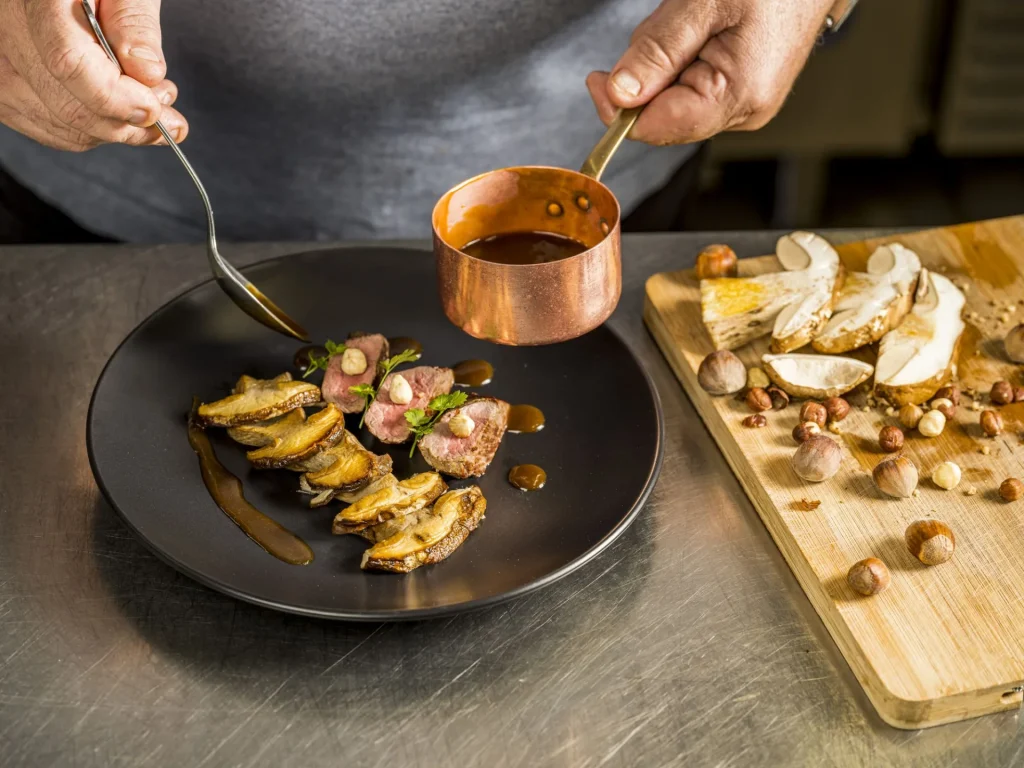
xmin=88 ymin=247 xmax=663 ymax=620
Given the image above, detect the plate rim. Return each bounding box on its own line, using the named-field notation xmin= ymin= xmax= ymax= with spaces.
xmin=86 ymin=248 xmax=665 ymax=622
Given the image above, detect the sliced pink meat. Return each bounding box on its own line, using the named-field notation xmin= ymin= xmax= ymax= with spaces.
xmin=322 ymin=333 xmax=388 ymax=413
xmin=419 ymin=396 xmax=510 ymax=478
xmin=365 ymin=366 xmax=454 ymax=444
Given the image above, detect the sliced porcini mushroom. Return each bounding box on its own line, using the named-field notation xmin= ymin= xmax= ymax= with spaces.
xmin=196 ymin=373 xmax=320 ymax=427
xmin=762 ymin=353 xmax=874 ymax=399
xmin=297 ymin=472 xmax=397 ymax=509
xmin=298 ymin=430 xmax=393 ymax=491
xmin=332 ymin=472 xmax=447 ymax=534
xmin=226 ymin=408 xmax=306 ymax=446
xmin=812 ymin=243 xmax=922 ymax=353
xmin=700 ymin=231 xmax=843 ymax=352
xmin=874 ymin=269 xmax=966 ymax=406
xmin=245 ymin=403 xmax=346 ymax=470
xmin=360 ymin=487 xmax=487 ymax=573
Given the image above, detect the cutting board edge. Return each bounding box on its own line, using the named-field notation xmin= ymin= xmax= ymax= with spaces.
xmin=643 ymin=292 xmax=1024 ymax=729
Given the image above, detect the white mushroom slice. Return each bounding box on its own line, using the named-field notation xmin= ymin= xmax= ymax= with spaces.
xmin=196 ymin=373 xmax=320 ymax=427
xmin=226 ymin=409 xmax=306 ymax=446
xmin=874 ymin=270 xmax=966 ymax=406
xmin=332 ymin=472 xmax=447 ymax=534
xmin=245 ymin=403 xmax=346 ymax=470
xmin=700 ymin=231 xmax=843 ymax=352
xmin=298 ymin=472 xmax=397 ymax=509
xmin=812 ymin=243 xmax=922 ymax=354
xmin=762 ymin=353 xmax=874 ymax=399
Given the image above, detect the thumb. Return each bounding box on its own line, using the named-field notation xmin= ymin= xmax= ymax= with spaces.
xmin=98 ymin=0 xmax=166 ymax=86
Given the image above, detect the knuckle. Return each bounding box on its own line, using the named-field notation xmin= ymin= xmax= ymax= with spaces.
xmin=56 ymin=95 xmax=98 ymax=129
xmin=108 ymin=9 xmax=161 ymax=35
xmin=44 ymin=46 xmax=88 ymax=84
xmin=631 ymin=29 xmax=679 ymax=74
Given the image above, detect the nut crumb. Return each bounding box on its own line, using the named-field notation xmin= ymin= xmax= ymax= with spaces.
xmin=965 ymin=486 xmax=978 ymax=496
xmin=861 ymin=405 xmax=871 ymax=412
xmin=981 ymin=445 xmax=991 ymax=455
xmin=971 ymin=401 xmax=981 ymax=411
xmin=792 ymin=498 xmax=822 ymax=512
xmin=885 ymin=406 xmax=896 ymax=416
xmin=912 ymin=489 xmax=920 ymax=497
xmin=828 ymin=422 xmax=843 ymax=434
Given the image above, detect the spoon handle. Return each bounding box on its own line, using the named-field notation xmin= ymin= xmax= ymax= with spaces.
xmin=579 ymin=106 xmax=643 ymax=182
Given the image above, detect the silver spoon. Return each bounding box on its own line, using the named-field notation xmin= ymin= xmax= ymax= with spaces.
xmin=81 ymin=0 xmax=309 ymax=342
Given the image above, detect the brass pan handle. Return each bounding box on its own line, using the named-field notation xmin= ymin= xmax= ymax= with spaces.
xmin=579 ymin=106 xmax=643 ymax=182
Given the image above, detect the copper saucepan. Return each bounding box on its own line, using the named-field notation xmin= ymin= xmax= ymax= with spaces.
xmin=432 ymin=107 xmax=643 ymax=346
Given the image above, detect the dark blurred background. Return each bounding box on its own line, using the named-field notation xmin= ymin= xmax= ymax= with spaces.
xmin=680 ymin=0 xmax=1024 ymax=231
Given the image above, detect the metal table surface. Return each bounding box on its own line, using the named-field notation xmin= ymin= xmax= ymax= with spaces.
xmin=1 ymin=231 xmax=1021 ymax=768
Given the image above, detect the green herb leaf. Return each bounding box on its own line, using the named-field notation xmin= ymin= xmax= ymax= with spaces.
xmin=427 ymin=391 xmax=468 ymax=413
xmin=404 ymin=390 xmax=470 ymax=457
xmin=403 ymin=408 xmax=431 ymax=428
xmin=347 ymin=346 xmax=423 ymax=428
xmin=348 ymin=383 xmax=376 ymax=398
xmin=324 ymin=339 xmax=347 ymax=356
xmin=381 ymin=348 xmax=419 ymax=373
xmin=301 ymin=339 xmax=346 ymax=379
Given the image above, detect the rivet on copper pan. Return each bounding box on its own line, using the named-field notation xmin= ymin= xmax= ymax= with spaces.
xmin=546 ymin=201 xmax=564 ymax=217
xmin=575 ymin=194 xmax=590 ymax=211
xmin=600 ymin=218 xmax=610 ymax=235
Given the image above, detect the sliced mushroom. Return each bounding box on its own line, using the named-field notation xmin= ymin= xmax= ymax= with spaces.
xmin=762 ymin=353 xmax=874 ymax=399
xmin=332 ymin=472 xmax=447 ymax=534
xmin=196 ymin=373 xmax=320 ymax=427
xmin=226 ymin=409 xmax=306 ymax=446
xmin=298 ymin=430 xmax=393 ymax=491
xmin=297 ymin=472 xmax=398 ymax=509
xmin=360 ymin=487 xmax=487 ymax=573
xmin=812 ymin=243 xmax=921 ymax=354
xmin=700 ymin=231 xmax=843 ymax=352
xmin=874 ymin=269 xmax=966 ymax=406
xmin=245 ymin=403 xmax=346 ymax=469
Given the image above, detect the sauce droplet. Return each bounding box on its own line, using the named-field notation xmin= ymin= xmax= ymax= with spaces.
xmin=453 ymin=359 xmax=494 ymax=387
xmin=387 ymin=336 xmax=423 ymax=360
xmin=509 ymin=464 xmax=546 ymax=491
xmin=188 ymin=402 xmax=314 ymax=566
xmin=294 ymin=344 xmax=327 ymax=373
xmin=508 ymin=404 xmax=545 ymax=433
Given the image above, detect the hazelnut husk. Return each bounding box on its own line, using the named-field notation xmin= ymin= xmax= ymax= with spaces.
xmin=742 ymin=414 xmax=767 ymax=428
xmin=746 ymin=387 xmax=772 ymax=412
xmin=847 ymin=558 xmax=891 ymax=597
xmin=898 ymin=404 xmax=924 ymax=430
xmin=698 ymin=350 xmax=746 ymax=395
xmin=935 ymin=386 xmax=961 ymax=407
xmin=766 ymin=386 xmax=789 ymax=411
xmin=695 ymin=244 xmax=738 ymax=280
xmin=799 ymin=402 xmax=827 ymax=428
xmin=1015 ymin=387 xmax=1024 ymax=403
xmin=991 ymin=380 xmax=1014 ymax=405
xmin=1005 ymin=324 xmax=1024 ymax=363
xmin=792 ymin=421 xmax=821 ymax=444
xmin=824 ymin=397 xmax=850 ymax=423
xmin=873 ymin=455 xmax=919 ymax=498
xmin=930 ymin=397 xmax=956 ymax=420
xmin=999 ymin=477 xmax=1024 ymax=502
xmin=980 ymin=409 xmax=1003 ymax=437
xmin=878 ymin=426 xmax=905 ymax=453
xmin=791 ymin=435 xmax=842 ymax=482
xmin=905 ymin=519 xmax=955 ymax=565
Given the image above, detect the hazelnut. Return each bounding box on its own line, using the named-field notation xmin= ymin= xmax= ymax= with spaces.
xmin=873 ymin=455 xmax=919 ymax=498
xmin=905 ymin=519 xmax=955 ymax=565
xmin=930 ymin=397 xmax=956 ymax=420
xmin=792 ymin=421 xmax=821 ymax=443
xmin=847 ymin=558 xmax=891 ymax=597
xmin=1004 ymin=324 xmax=1024 ymax=363
xmin=698 ymin=350 xmax=746 ymax=396
xmin=766 ymin=386 xmax=789 ymax=411
xmin=746 ymin=367 xmax=770 ymax=390
xmin=449 ymin=410 xmax=476 ymax=438
xmin=999 ymin=477 xmax=1024 ymax=502
xmin=791 ymin=435 xmax=842 ymax=482
xmin=695 ymin=244 xmax=738 ymax=280
xmin=931 ymin=461 xmax=961 ymax=490
xmin=898 ymin=404 xmax=924 ymax=429
xmin=878 ymin=426 xmax=905 ymax=453
xmin=339 ymin=347 xmax=368 ymax=376
xmin=388 ymin=373 xmax=413 ymax=405
xmin=746 ymin=387 xmax=772 ymax=412
xmin=991 ymin=380 xmax=1014 ymax=405
xmin=799 ymin=402 xmax=827 ymax=428
xmin=980 ymin=409 xmax=1003 ymax=437
xmin=742 ymin=414 xmax=767 ymax=428
xmin=1015 ymin=387 xmax=1024 ymax=403
xmin=918 ymin=409 xmax=946 ymax=438
xmin=935 ymin=386 xmax=961 ymax=406
xmin=824 ymin=397 xmax=850 ymax=423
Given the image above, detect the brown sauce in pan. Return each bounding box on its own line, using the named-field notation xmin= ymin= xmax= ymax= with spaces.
xmin=187 ymin=406 xmax=314 ymax=566
xmin=388 ymin=336 xmax=423 ymax=360
xmin=509 ymin=464 xmax=547 ymax=491
xmin=508 ymin=404 xmax=545 ymax=433
xmin=462 ymin=231 xmax=587 ymax=265
xmin=453 ymin=359 xmax=494 ymax=387
xmin=293 ymin=344 xmax=327 ymax=373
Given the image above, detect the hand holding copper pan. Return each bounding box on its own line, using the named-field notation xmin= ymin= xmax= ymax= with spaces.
xmin=432 ymin=107 xmax=643 ymax=346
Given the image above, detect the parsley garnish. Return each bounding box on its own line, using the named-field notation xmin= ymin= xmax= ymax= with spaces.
xmin=404 ymin=391 xmax=468 ymax=457
xmin=302 ymin=339 xmax=347 ymax=379
xmin=348 ymin=348 xmax=421 ymax=427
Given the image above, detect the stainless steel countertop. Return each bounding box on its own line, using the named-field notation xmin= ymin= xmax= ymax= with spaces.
xmin=1 ymin=232 xmax=1021 ymax=767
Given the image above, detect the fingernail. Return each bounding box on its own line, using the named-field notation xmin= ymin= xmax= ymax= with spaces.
xmin=611 ymin=69 xmax=642 ymax=97
xmin=128 ymin=109 xmax=149 ymax=126
xmin=130 ymin=47 xmax=161 ymax=63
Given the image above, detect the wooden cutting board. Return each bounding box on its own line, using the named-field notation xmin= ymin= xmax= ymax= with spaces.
xmin=644 ymin=215 xmax=1024 ymax=729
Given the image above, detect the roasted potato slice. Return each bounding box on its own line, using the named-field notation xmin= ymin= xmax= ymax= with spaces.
xmin=197 ymin=373 xmax=320 ymax=427
xmin=226 ymin=409 xmax=306 ymax=446
xmin=246 ymin=403 xmax=346 ymax=469
xmin=295 ymin=431 xmax=392 ymax=489
xmin=360 ymin=486 xmax=486 ymax=573
xmin=332 ymin=472 xmax=447 ymax=534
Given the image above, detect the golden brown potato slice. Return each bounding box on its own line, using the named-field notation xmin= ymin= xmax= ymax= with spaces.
xmin=360 ymin=486 xmax=486 ymax=573
xmin=332 ymin=472 xmax=447 ymax=534
xmin=296 ymin=431 xmax=392 ymax=489
xmin=246 ymin=403 xmax=346 ymax=469
xmin=197 ymin=373 xmax=320 ymax=427
xmin=226 ymin=409 xmax=306 ymax=446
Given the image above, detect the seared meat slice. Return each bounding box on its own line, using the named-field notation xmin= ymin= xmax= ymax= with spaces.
xmin=197 ymin=373 xmax=319 ymax=427
xmin=298 ymin=472 xmax=398 ymax=509
xmin=298 ymin=430 xmax=392 ymax=490
xmin=245 ymin=404 xmax=346 ymax=469
xmin=322 ymin=333 xmax=389 ymax=413
xmin=332 ymin=472 xmax=447 ymax=533
xmin=419 ymin=396 xmax=510 ymax=478
xmin=360 ymin=487 xmax=487 ymax=573
xmin=365 ymin=366 xmax=454 ymax=444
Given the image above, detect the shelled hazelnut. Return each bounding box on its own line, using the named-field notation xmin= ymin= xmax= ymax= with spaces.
xmin=999 ymin=478 xmax=1024 ymax=502
xmin=792 ymin=435 xmax=842 ymax=482
xmin=905 ymin=519 xmax=955 ymax=565
xmin=800 ymin=402 xmax=827 ymax=428
xmin=698 ymin=350 xmax=746 ymax=395
xmin=991 ymin=380 xmax=1014 ymax=405
xmin=766 ymin=386 xmax=789 ymax=411
xmin=980 ymin=409 xmax=1003 ymax=437
xmin=918 ymin=410 xmax=946 ymax=438
xmin=847 ymin=558 xmax=891 ymax=597
xmin=742 ymin=414 xmax=767 ymax=428
xmin=930 ymin=397 xmax=956 ymax=420
xmin=824 ymin=397 xmax=850 ymax=423
xmin=746 ymin=387 xmax=772 ymax=412
xmin=696 ymin=244 xmax=739 ymax=280
xmin=931 ymin=461 xmax=962 ymax=490
xmin=792 ymin=422 xmax=821 ymax=444
xmin=935 ymin=386 xmax=960 ymax=406
xmin=898 ymin=404 xmax=924 ymax=430
xmin=878 ymin=426 xmax=904 ymax=453
xmin=873 ymin=455 xmax=918 ymax=498
xmin=1005 ymin=324 xmax=1024 ymax=363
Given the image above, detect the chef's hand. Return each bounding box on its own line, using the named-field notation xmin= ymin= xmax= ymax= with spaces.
xmin=587 ymin=0 xmax=833 ymax=145
xmin=0 ymin=0 xmax=187 ymax=151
